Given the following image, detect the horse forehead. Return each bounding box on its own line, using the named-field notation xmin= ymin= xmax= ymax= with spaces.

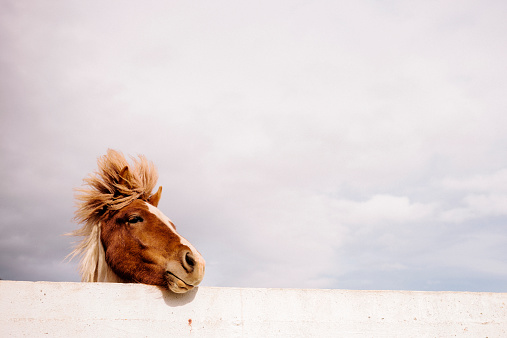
xmin=145 ymin=202 xmax=176 ymax=231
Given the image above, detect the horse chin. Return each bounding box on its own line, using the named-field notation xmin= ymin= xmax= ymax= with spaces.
xmin=165 ymin=272 xmax=194 ymax=294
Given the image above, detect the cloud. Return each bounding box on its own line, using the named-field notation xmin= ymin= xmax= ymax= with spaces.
xmin=442 ymin=169 xmax=507 ymax=193
xmin=441 ymin=193 xmax=507 ymax=222
xmin=464 ymin=194 xmax=507 ymax=216
xmin=333 ymin=195 xmax=436 ymax=226
xmin=439 ymin=169 xmax=507 ymax=222
xmin=1 ymin=0 xmax=507 ymax=292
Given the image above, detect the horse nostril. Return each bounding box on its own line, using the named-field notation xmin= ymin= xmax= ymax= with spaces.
xmin=183 ymin=251 xmax=196 ymax=272
xmin=185 ymin=252 xmax=195 ymax=266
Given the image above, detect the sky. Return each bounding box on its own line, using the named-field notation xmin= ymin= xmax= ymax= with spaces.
xmin=1 ymin=0 xmax=506 ymax=292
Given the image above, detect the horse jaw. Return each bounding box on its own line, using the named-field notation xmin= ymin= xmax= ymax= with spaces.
xmin=96 ymin=230 xmax=125 ymax=283
xmin=79 ymin=222 xmax=125 ymax=283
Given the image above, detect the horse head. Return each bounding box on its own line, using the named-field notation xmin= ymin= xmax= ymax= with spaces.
xmin=70 ymin=150 xmax=205 ymax=293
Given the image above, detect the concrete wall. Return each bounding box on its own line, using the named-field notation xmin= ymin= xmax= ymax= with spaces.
xmin=0 ymin=281 xmax=505 ymax=337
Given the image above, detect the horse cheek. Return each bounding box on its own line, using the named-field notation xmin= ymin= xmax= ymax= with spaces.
xmin=101 ymin=230 xmax=136 ymax=282
xmin=104 ymin=244 xmax=133 ymax=281
xmin=137 ymin=261 xmax=167 ymax=286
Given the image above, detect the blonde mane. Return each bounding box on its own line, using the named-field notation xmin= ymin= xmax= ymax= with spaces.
xmin=68 ymin=149 xmax=158 ymax=282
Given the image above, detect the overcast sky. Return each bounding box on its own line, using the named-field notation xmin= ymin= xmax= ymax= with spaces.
xmin=1 ymin=0 xmax=506 ymax=292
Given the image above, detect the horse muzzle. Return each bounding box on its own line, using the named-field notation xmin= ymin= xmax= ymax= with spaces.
xmin=165 ymin=248 xmax=205 ymax=293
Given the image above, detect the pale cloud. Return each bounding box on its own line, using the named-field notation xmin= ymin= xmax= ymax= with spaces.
xmin=333 ymin=195 xmax=436 ymax=226
xmin=439 ymin=207 xmax=475 ymax=224
xmin=442 ymin=169 xmax=507 ymax=193
xmin=208 ymin=190 xmax=346 ymax=289
xmin=439 ymin=169 xmax=507 ymax=222
xmin=1 ymin=0 xmax=506 ymax=292
xmin=464 ymin=194 xmax=507 ymax=217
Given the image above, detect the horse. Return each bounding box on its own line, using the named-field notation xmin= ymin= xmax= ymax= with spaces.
xmin=68 ymin=149 xmax=205 ymax=293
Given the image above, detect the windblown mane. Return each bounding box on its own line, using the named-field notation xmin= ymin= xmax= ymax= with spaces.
xmin=68 ymin=149 xmax=158 ymax=281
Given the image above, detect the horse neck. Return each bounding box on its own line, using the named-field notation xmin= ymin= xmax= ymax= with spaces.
xmin=80 ymin=222 xmax=125 ymax=283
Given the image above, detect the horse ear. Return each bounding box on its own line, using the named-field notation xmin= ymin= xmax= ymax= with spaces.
xmin=119 ymin=166 xmax=133 ymax=189
xmin=148 ymin=186 xmax=162 ymax=207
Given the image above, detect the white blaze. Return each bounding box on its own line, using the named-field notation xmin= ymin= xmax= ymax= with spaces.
xmin=145 ymin=202 xmax=203 ymax=261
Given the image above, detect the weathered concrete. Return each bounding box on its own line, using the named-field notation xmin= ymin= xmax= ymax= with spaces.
xmin=0 ymin=280 xmax=505 ymax=337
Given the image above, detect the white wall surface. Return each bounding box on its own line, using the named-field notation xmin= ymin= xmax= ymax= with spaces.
xmin=0 ymin=281 xmax=505 ymax=337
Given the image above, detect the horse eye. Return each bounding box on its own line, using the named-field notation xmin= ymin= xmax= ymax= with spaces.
xmin=128 ymin=216 xmax=143 ymax=224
